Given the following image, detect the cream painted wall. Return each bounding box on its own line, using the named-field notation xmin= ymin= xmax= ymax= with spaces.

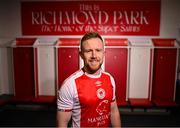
xmin=0 ymin=0 xmax=180 ymax=95
xmin=161 ymin=0 xmax=180 ymax=40
xmin=0 ymin=0 xmax=21 ymax=38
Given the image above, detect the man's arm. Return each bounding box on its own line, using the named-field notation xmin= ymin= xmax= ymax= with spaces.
xmin=110 ymin=100 xmax=121 ymax=127
xmin=57 ymin=111 xmax=72 ymax=127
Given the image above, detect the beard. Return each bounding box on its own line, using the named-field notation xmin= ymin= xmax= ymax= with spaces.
xmin=84 ymin=61 xmax=103 ymax=74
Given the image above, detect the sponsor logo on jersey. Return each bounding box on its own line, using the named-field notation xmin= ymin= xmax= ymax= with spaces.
xmin=96 ymin=100 xmax=109 ymax=115
xmin=95 ymin=80 xmax=102 ymax=86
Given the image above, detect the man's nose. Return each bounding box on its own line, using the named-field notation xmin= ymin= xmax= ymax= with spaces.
xmin=91 ymin=50 xmax=97 ymax=58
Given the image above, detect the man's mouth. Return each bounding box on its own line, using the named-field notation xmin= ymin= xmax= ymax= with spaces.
xmin=90 ymin=59 xmax=99 ymax=65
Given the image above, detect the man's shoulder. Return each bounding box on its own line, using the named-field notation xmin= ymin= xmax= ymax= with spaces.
xmin=63 ymin=69 xmax=84 ymax=84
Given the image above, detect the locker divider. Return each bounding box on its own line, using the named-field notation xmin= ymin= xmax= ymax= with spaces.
xmin=128 ymin=39 xmax=154 ymax=107
xmin=32 ymin=39 xmax=57 ymax=104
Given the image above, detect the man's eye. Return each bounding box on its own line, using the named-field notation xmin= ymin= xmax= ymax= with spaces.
xmin=84 ymin=50 xmax=91 ymax=53
xmin=96 ymin=49 xmax=102 ymax=52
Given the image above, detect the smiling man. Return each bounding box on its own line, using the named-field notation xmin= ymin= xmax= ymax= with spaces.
xmin=80 ymin=34 xmax=104 ymax=74
xmin=57 ymin=32 xmax=121 ymax=127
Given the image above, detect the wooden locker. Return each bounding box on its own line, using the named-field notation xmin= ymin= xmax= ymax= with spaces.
xmin=56 ymin=38 xmax=80 ymax=90
xmin=12 ymin=38 xmax=36 ymax=102
xmin=105 ymin=39 xmax=129 ymax=106
xmin=152 ymin=39 xmax=178 ymax=107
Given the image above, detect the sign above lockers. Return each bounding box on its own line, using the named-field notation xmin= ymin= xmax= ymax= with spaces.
xmin=21 ymin=0 xmax=161 ymax=36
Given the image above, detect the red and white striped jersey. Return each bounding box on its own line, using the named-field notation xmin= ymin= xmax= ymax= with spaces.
xmin=57 ymin=69 xmax=116 ymax=127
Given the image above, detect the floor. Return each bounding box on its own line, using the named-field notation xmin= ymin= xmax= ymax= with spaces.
xmin=0 ymin=103 xmax=180 ymax=127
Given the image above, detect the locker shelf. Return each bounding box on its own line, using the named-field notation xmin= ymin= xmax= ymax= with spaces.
xmin=0 ymin=100 xmax=7 ymax=106
xmin=129 ymin=98 xmax=153 ymax=107
xmin=117 ymin=100 xmax=129 ymax=106
xmin=11 ymin=96 xmax=34 ymax=103
xmin=153 ymin=99 xmax=177 ymax=107
xmin=32 ymin=96 xmax=56 ymax=104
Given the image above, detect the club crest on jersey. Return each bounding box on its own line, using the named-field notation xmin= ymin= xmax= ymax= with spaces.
xmin=95 ymin=80 xmax=102 ymax=86
xmin=96 ymin=88 xmax=106 ymax=99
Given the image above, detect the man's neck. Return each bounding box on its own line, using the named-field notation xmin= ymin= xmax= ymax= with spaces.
xmin=83 ymin=67 xmax=101 ymax=76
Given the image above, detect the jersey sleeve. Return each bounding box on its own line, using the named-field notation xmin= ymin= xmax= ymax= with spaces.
xmin=110 ymin=75 xmax=116 ymax=101
xmin=57 ymin=80 xmax=74 ymax=111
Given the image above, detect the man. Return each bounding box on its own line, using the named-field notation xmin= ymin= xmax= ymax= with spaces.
xmin=57 ymin=32 xmax=121 ymax=127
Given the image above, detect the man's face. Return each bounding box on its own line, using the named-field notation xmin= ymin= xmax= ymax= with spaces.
xmin=80 ymin=38 xmax=104 ymax=74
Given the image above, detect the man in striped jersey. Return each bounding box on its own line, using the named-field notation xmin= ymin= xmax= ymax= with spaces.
xmin=57 ymin=32 xmax=121 ymax=127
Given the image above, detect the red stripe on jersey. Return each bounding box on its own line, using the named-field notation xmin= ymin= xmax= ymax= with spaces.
xmin=75 ymin=73 xmax=113 ymax=127
xmin=58 ymin=109 xmax=72 ymax=112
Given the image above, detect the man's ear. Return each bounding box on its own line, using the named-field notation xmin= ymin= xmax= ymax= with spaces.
xmin=79 ymin=51 xmax=84 ymax=59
